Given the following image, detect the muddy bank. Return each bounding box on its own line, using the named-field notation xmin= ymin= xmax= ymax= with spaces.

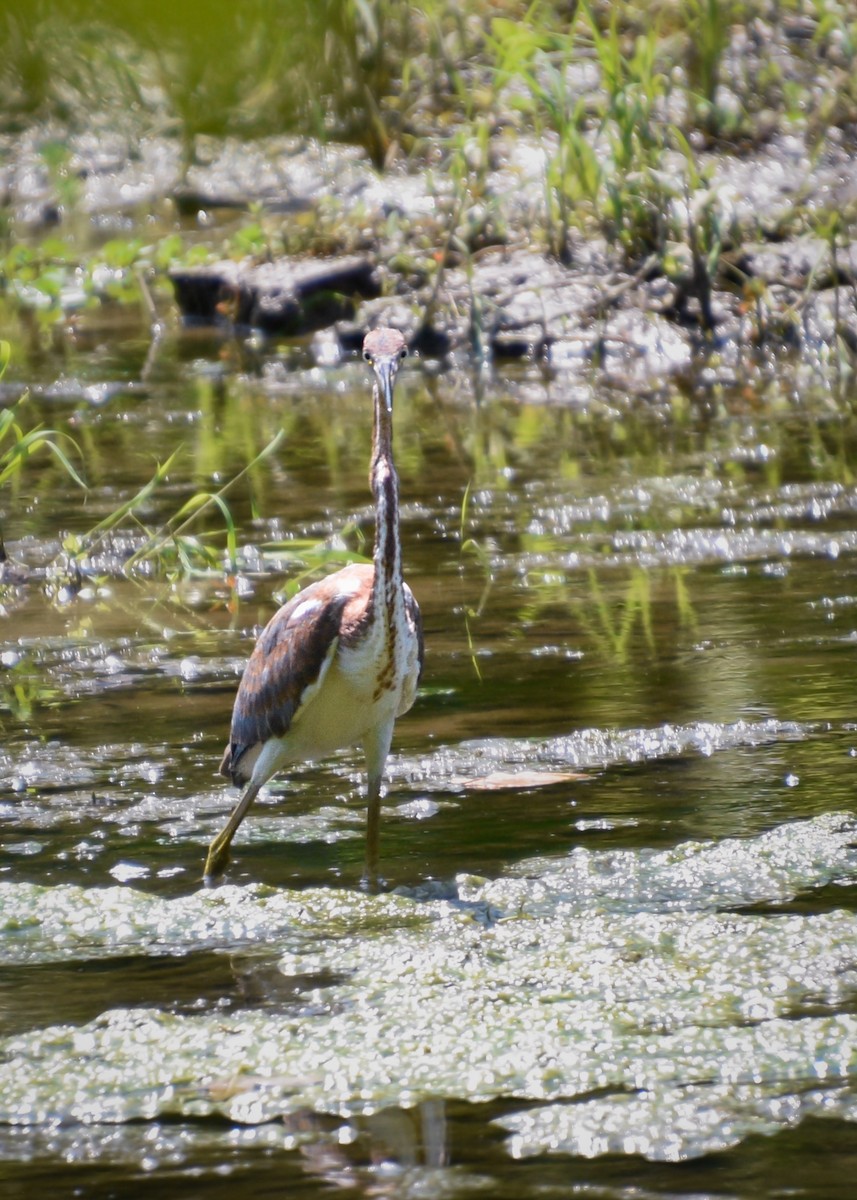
xmin=165 ymin=129 xmax=857 ymax=394
xmin=4 ymin=121 xmax=857 ymax=390
xmin=2 ymin=0 xmax=857 ymax=404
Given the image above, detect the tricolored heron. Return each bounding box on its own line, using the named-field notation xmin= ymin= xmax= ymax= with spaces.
xmin=204 ymin=327 xmax=423 ymax=887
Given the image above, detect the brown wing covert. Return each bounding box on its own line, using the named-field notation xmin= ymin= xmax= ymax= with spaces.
xmin=222 ymin=582 xmax=349 ymax=783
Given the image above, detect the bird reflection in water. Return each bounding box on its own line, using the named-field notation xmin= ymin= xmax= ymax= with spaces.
xmin=284 ymin=1100 xmax=449 ymax=1191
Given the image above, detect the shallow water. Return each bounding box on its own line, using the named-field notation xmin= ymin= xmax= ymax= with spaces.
xmin=3 ymin=319 xmax=857 ymax=1197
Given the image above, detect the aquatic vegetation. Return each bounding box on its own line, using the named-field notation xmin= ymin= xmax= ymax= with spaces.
xmin=0 ymin=231 xmax=205 ymax=333
xmin=0 ymin=337 xmax=366 ymax=594
xmin=1 ymin=814 xmax=857 ymax=1163
xmin=0 ymin=350 xmax=260 ymax=590
xmin=0 ymin=345 xmax=85 ymax=492
xmin=458 ymin=479 xmax=494 ymax=678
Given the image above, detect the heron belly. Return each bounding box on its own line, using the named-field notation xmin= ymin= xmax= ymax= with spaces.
xmin=252 ymin=635 xmax=410 ymax=780
xmin=246 ymin=605 xmax=421 ymax=793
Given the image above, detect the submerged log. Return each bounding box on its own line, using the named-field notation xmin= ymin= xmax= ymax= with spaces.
xmin=170 ymin=255 xmax=381 ymax=335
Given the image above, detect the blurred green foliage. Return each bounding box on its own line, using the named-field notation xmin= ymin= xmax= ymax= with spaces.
xmin=3 ymin=0 xmax=856 ymax=170
xmin=0 ymin=0 xmax=432 ymax=167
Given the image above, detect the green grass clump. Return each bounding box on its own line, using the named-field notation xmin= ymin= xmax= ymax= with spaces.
xmin=0 ymin=342 xmax=85 ymax=491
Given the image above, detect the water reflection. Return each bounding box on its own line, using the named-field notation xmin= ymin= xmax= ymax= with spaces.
xmin=293 ymin=1101 xmax=450 ymax=1193
xmin=4 ymin=333 xmax=857 ymax=1196
xmin=0 ymin=1101 xmax=455 ymax=1197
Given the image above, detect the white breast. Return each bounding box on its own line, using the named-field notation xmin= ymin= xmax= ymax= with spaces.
xmin=253 ymin=616 xmax=418 ymax=782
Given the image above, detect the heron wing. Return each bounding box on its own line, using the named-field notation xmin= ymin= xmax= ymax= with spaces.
xmin=404 ymin=581 xmax=425 ymax=683
xmin=222 ymin=579 xmax=351 ymax=783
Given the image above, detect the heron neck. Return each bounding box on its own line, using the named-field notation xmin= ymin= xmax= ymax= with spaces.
xmin=370 ymin=405 xmax=403 ymax=616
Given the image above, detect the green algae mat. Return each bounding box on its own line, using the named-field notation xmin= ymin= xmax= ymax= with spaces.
xmin=3 ymin=812 xmax=857 ymax=1165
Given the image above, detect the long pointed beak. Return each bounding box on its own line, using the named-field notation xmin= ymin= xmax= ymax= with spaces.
xmin=374 ymin=358 xmax=398 ymax=414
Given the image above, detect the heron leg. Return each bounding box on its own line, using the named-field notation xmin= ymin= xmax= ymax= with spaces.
xmin=362 ymin=770 xmax=383 ymax=891
xmin=361 ymin=720 xmax=394 ymax=891
xmin=204 ymin=779 xmax=261 ymax=885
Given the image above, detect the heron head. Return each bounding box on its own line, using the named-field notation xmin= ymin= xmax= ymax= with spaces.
xmin=362 ymin=328 xmax=408 ymax=414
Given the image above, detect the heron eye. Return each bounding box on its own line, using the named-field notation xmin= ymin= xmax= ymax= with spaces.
xmin=363 ymin=350 xmax=372 ymax=362
xmin=399 ymin=346 xmax=408 ymax=359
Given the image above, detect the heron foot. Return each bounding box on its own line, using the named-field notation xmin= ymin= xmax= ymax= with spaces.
xmin=203 ymin=780 xmax=260 ymax=884
xmin=359 ymin=868 xmax=388 ymax=895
